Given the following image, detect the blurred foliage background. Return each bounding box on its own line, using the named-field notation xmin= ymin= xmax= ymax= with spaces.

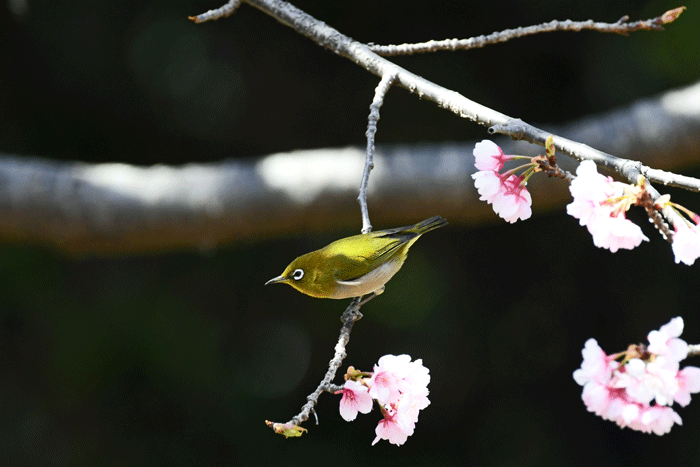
xmin=1 ymin=0 xmax=700 ymax=465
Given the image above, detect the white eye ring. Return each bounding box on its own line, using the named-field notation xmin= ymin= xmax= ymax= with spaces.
xmin=292 ymin=269 xmax=304 ymax=281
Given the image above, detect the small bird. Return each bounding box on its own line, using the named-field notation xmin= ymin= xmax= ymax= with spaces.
xmin=265 ymin=216 xmax=447 ymax=299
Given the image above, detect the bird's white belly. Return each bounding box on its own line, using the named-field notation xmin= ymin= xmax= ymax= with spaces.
xmin=332 ymin=258 xmax=403 ymax=299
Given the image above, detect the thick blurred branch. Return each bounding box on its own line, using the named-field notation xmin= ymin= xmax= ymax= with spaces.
xmin=0 ymin=81 xmax=699 ymax=256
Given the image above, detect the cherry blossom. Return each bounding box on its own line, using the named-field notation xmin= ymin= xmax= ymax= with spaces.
xmin=647 ymin=316 xmax=688 ymax=361
xmin=471 ymin=141 xmax=533 ymax=224
xmin=473 ymin=139 xmax=513 ymax=171
xmin=652 ymin=196 xmax=700 ymax=265
xmin=472 ymin=171 xmax=532 ymax=223
xmin=337 ymin=380 xmax=373 ymax=421
xmin=337 ymin=354 xmax=430 ymax=446
xmin=675 ymin=367 xmax=700 ymax=407
xmin=373 ymin=409 xmax=412 ymax=446
xmin=671 ymin=222 xmax=700 ymax=265
xmin=573 ymin=317 xmax=700 ymax=435
xmin=588 ymin=213 xmax=649 ymax=253
xmin=567 ymin=160 xmax=648 ymax=252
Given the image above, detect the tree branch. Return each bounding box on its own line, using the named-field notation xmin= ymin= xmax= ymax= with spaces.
xmin=188 ymin=0 xmax=242 ymax=23
xmin=266 ymin=297 xmax=363 ymax=435
xmin=359 ymin=73 xmax=396 ymax=234
xmin=367 ymin=8 xmax=686 ymax=56
xmin=235 ymin=0 xmax=692 ymax=196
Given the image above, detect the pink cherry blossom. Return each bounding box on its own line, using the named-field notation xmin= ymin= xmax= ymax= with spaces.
xmin=647 ymin=317 xmax=688 ymax=361
xmin=372 ymin=409 xmax=413 ymax=446
xmin=573 ymin=317 xmax=700 ymax=435
xmin=621 ymin=357 xmax=679 ymax=406
xmin=573 ymin=339 xmax=615 ymax=386
xmin=493 ymin=175 xmax=532 ymax=223
xmin=621 ymin=404 xmax=682 ymax=435
xmin=472 ymin=171 xmax=532 ymax=223
xmin=675 ymin=367 xmax=700 ymax=407
xmin=368 ymin=354 xmax=430 ymax=406
xmin=473 ymin=140 xmax=512 ymax=171
xmin=338 ymin=354 xmax=430 ymax=446
xmin=471 ymin=141 xmax=534 ymax=224
xmin=587 ymin=213 xmax=649 ymax=253
xmin=472 ymin=170 xmax=502 ymax=203
xmin=580 ymin=380 xmax=615 ymax=417
xmin=337 ymin=380 xmax=373 ymax=421
xmin=368 ymin=354 xmax=411 ymax=404
xmin=566 ymin=162 xmax=616 ymax=227
xmin=567 ymin=160 xmax=648 ymax=252
xmin=372 ymin=393 xmax=426 ymax=446
xmin=578 ymin=366 xmax=685 ymax=435
xmin=568 ymin=160 xmax=621 ymax=205
xmin=671 ymin=223 xmax=700 ymax=265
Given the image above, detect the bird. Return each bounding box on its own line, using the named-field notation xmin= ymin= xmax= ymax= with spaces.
xmin=265 ymin=216 xmax=447 ymax=299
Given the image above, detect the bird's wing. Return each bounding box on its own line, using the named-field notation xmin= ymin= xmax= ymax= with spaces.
xmin=330 ymin=236 xmax=405 ymax=282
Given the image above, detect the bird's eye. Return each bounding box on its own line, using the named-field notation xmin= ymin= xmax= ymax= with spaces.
xmin=292 ymin=269 xmax=305 ymax=281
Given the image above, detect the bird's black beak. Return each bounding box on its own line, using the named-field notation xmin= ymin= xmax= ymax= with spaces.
xmin=265 ymin=275 xmax=287 ymax=286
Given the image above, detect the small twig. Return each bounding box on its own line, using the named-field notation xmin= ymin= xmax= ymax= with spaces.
xmin=359 ymin=73 xmax=397 ymax=234
xmin=188 ymin=0 xmax=242 ymax=23
xmin=368 ymin=8 xmax=686 ymax=56
xmin=689 ymin=344 xmax=700 ymax=358
xmin=637 ymin=184 xmax=674 ymax=242
xmin=266 ymin=297 xmax=364 ymax=435
xmin=532 ymin=156 xmax=574 ymax=183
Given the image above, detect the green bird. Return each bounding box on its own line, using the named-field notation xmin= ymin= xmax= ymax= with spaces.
xmin=265 ymin=216 xmax=447 ymax=299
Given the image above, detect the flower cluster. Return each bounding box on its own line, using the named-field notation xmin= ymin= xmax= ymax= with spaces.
xmin=573 ymin=317 xmax=700 ymax=435
xmin=471 ymin=140 xmax=532 ymax=223
xmin=336 ymin=354 xmax=430 ymax=446
xmin=471 ymin=140 xmax=700 ymax=263
xmin=567 ymin=160 xmax=648 ymax=252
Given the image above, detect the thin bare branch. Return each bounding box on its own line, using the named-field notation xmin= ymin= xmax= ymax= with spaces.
xmin=359 ymin=73 xmax=397 ymax=234
xmin=188 ymin=0 xmax=242 ymax=23
xmin=368 ymin=7 xmax=686 ymax=56
xmin=266 ymin=297 xmax=363 ymax=435
xmin=689 ymin=344 xmax=700 ymax=357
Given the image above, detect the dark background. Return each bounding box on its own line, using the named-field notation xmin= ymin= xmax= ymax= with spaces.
xmin=1 ymin=0 xmax=700 ymax=465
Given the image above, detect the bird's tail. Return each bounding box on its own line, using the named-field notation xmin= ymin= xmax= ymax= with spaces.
xmin=411 ymin=216 xmax=448 ymax=235
xmin=379 ymin=216 xmax=448 ymax=241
